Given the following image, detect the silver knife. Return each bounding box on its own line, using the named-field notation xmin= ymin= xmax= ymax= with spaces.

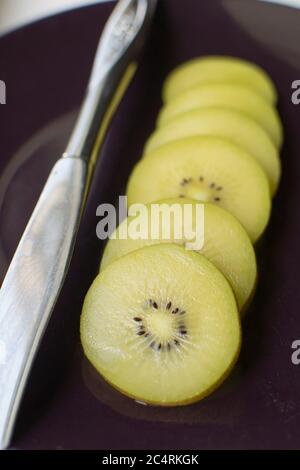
xmin=0 ymin=0 xmax=156 ymax=450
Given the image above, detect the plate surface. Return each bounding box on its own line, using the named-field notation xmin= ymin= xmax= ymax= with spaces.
xmin=1 ymin=0 xmax=300 ymax=450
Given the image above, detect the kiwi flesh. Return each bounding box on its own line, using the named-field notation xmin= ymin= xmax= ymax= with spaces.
xmin=127 ymin=136 xmax=271 ymax=243
xmin=158 ymin=83 xmax=283 ymax=148
xmin=81 ymin=244 xmax=241 ymax=406
xmin=163 ymin=56 xmax=277 ymax=104
xmin=100 ymin=198 xmax=257 ymax=311
xmin=145 ymin=108 xmax=280 ymax=195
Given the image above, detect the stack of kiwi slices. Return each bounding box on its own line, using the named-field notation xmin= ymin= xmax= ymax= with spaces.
xmin=81 ymin=56 xmax=283 ymax=406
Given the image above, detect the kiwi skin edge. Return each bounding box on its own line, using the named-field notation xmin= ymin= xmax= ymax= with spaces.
xmin=81 ymin=326 xmax=242 ymax=408
xmin=240 ymin=273 xmax=258 ymax=317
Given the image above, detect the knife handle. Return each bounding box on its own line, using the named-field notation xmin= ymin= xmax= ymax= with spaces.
xmin=0 ymin=157 xmax=87 ymax=449
xmin=66 ymin=0 xmax=155 ymax=161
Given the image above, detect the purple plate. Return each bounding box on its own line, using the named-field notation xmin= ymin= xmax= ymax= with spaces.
xmin=1 ymin=0 xmax=300 ymax=450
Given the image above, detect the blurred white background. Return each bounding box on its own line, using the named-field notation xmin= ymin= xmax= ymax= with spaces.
xmin=0 ymin=0 xmax=300 ymax=35
xmin=0 ymin=0 xmax=108 ymax=35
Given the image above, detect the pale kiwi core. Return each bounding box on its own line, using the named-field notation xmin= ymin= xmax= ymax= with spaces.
xmin=178 ymin=177 xmax=223 ymax=203
xmin=134 ymin=299 xmax=187 ymax=351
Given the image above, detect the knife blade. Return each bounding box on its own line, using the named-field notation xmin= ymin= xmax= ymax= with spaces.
xmin=0 ymin=0 xmax=156 ymax=449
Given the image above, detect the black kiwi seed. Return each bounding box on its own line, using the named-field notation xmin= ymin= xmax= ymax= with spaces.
xmin=158 ymin=343 xmax=162 ymax=350
xmin=172 ymin=308 xmax=179 ymax=314
xmin=180 ymin=310 xmax=186 ymax=315
xmin=150 ymin=341 xmax=156 ymax=349
xmin=138 ymin=330 xmax=145 ymax=336
xmin=166 ymin=301 xmax=172 ymax=310
xmin=134 ymin=317 xmax=142 ymax=322
xmin=174 ymin=339 xmax=180 ymax=346
xmin=152 ymin=301 xmax=158 ymax=309
xmin=180 ymin=330 xmax=187 ymax=336
xmin=210 ymin=182 xmax=216 ymax=188
xmin=214 ymin=197 xmax=221 ymax=202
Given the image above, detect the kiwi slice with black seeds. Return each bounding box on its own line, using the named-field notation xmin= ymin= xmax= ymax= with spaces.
xmin=81 ymin=244 xmax=241 ymax=406
xmin=145 ymin=108 xmax=281 ymax=195
xmin=127 ymin=136 xmax=271 ymax=242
